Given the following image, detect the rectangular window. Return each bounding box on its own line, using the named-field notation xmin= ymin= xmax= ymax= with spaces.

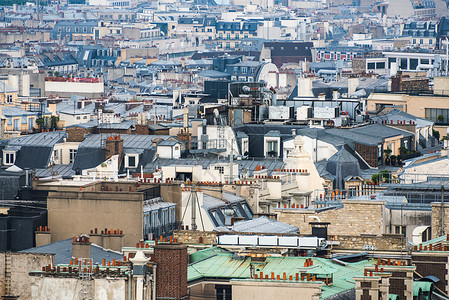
xmin=267 ymin=141 xmax=278 ymax=157
xmin=241 ymin=67 xmax=247 ymax=74
xmin=6 ymin=95 xmax=12 ymax=103
xmin=367 ymin=62 xmax=375 ymax=70
xmin=13 ymin=119 xmax=19 ymax=131
xmin=128 ymin=156 xmax=136 ymax=168
xmin=4 ymin=152 xmax=15 ymax=165
xmin=69 ymin=149 xmax=77 ymax=164
xmin=214 ymin=166 xmax=224 ymax=174
xmin=376 ymin=62 xmax=385 ymax=69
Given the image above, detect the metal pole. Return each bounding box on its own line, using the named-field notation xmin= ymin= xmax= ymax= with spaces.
xmin=441 ymin=186 xmax=445 ymax=237
xmin=230 ymin=139 xmax=234 ymax=183
xmin=446 ymin=37 xmax=448 ymax=77
xmin=191 ymin=184 xmax=197 ymax=231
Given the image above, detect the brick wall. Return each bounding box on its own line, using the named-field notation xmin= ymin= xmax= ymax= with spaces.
xmin=66 ymin=127 xmax=93 ymax=142
xmin=135 ymin=124 xmax=149 ymax=135
xmin=412 ymin=253 xmax=449 ymax=293
xmin=277 ymin=200 xmax=386 ymax=236
xmin=154 ymin=244 xmax=188 ymax=300
xmin=355 ymin=143 xmax=378 ymax=168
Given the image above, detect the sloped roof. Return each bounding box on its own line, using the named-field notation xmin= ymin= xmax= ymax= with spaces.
xmin=21 ymin=238 xmax=123 ymax=265
xmin=216 ymin=216 xmax=299 ymax=234
xmin=188 ymin=251 xmax=374 ymax=299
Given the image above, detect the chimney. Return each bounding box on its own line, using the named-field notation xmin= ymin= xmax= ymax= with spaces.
xmin=89 ymin=228 xmax=103 ymax=247
xmin=72 ymin=235 xmax=91 ymax=259
xmin=332 ymin=90 xmax=339 ymax=100
xmin=105 ymin=135 xmax=124 ymax=162
xmin=35 ymin=226 xmax=51 ymax=247
xmin=108 ymin=229 xmax=124 ymax=252
xmin=154 ymin=244 xmax=188 ymax=300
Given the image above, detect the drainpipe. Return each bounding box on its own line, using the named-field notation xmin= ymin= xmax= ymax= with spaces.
xmin=441 ymin=186 xmax=445 ymax=237
xmin=128 ymin=265 xmax=132 ymax=300
xmin=152 ymin=263 xmax=157 ymax=300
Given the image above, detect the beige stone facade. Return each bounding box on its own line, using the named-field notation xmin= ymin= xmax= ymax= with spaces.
xmin=0 ymin=252 xmax=54 ymax=299
xmin=276 ymin=200 xmax=386 ymax=236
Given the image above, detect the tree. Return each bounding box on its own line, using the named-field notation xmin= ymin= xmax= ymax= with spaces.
xmin=438 ymin=114 xmax=444 ymax=123
xmin=433 ymin=129 xmax=440 ymax=141
xmin=371 ymin=170 xmax=391 ymax=184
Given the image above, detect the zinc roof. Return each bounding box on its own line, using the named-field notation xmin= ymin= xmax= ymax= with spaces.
xmin=188 ymin=249 xmax=373 ymax=299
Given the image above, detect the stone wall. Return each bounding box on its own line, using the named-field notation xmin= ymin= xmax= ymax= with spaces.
xmin=431 ymin=202 xmax=449 ymax=238
xmin=276 ymin=200 xmax=386 ymax=236
xmin=335 ymin=234 xmax=405 ymax=251
xmin=174 ymin=230 xmax=405 ymax=251
xmin=0 ymin=252 xmax=54 ymax=299
xmin=352 ymin=58 xmax=366 ymax=73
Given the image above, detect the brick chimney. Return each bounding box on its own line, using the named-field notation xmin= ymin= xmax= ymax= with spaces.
xmin=154 ymin=244 xmax=188 ymax=300
xmin=105 ymin=135 xmax=124 ymax=163
xmin=72 ymin=235 xmax=91 ymax=259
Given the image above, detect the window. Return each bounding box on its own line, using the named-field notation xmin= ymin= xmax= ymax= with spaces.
xmin=54 ymin=150 xmax=59 ymax=159
xmin=214 ymin=166 xmax=224 ymax=174
xmin=376 ymin=62 xmax=385 ymax=69
xmin=367 ymin=62 xmax=375 ymax=70
xmin=241 ymin=67 xmax=247 ymax=74
xmin=233 ymin=67 xmax=238 ymax=73
xmin=128 ymin=156 xmax=136 ymax=167
xmin=69 ymin=149 xmax=77 ymax=164
xmin=267 ymin=141 xmax=278 ymax=157
xmin=76 ymin=116 xmax=81 ymax=120
xmin=3 ymin=151 xmax=15 ymax=165
xmin=250 ymin=68 xmax=255 ymax=74
xmin=13 ymin=119 xmax=19 ymax=131
xmin=6 ymin=95 xmax=12 ymax=103
xmin=226 ymin=33 xmax=231 ymax=40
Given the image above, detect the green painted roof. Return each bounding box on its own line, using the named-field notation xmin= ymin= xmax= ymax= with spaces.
xmin=187 ymin=247 xmax=374 ymax=299
xmin=190 ymin=247 xmax=231 ymax=263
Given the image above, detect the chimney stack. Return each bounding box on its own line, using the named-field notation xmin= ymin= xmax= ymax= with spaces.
xmin=72 ymin=235 xmax=91 ymax=259
xmin=154 ymin=244 xmax=188 ymax=300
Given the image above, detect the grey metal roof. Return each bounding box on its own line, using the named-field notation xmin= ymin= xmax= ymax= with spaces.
xmin=371 ymin=109 xmax=433 ymax=128
xmin=35 ymin=164 xmax=76 ymax=178
xmin=3 ymin=131 xmax=66 ymax=147
xmin=265 ymin=130 xmax=281 ymax=137
xmin=15 ymin=146 xmax=52 ymax=169
xmin=157 ymin=140 xmax=181 ymax=147
xmin=216 ymin=216 xmax=299 ymax=234
xmin=79 ymin=134 xmax=172 ymax=150
xmin=144 ymin=158 xmax=284 ymax=176
xmin=97 ymin=120 xmax=137 ymax=130
xmin=20 ymin=238 xmax=123 ymax=265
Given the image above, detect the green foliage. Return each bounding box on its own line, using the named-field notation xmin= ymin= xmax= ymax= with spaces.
xmin=371 ymin=169 xmax=391 ymax=184
xmin=433 ymin=129 xmax=440 ymax=141
xmin=383 ymin=148 xmax=392 ymax=158
xmin=438 ymin=114 xmax=444 ymax=122
xmin=36 ymin=116 xmax=59 ymax=131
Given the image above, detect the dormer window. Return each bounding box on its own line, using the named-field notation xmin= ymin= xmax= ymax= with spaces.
xmin=3 ymin=151 xmax=16 ymax=166
xmin=125 ymin=154 xmax=139 ymax=168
